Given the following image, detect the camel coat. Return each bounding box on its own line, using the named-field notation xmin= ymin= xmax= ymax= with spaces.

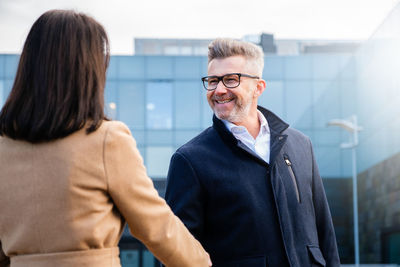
xmin=0 ymin=121 xmax=209 ymax=267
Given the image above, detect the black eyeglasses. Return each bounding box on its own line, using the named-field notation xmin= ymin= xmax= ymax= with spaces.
xmin=201 ymin=73 xmax=259 ymax=91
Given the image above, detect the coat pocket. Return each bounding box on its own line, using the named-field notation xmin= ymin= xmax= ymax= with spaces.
xmin=213 ymin=255 xmax=266 ymax=267
xmin=283 ymin=154 xmax=300 ymax=202
xmin=307 ymin=245 xmax=326 ymax=267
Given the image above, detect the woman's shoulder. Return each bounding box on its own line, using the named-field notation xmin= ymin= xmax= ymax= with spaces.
xmin=100 ymin=120 xmax=130 ymax=132
xmin=99 ymin=120 xmax=132 ymax=137
xmin=65 ymin=120 xmax=132 ymax=146
xmin=97 ymin=120 xmax=136 ymax=145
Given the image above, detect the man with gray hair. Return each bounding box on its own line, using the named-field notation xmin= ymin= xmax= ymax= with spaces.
xmin=165 ymin=38 xmax=340 ymax=266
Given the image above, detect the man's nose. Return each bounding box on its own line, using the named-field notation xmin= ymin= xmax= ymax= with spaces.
xmin=214 ymin=80 xmax=228 ymax=94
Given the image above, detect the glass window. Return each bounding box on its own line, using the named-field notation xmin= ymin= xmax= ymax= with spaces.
xmin=258 ymin=81 xmax=284 ymax=119
xmin=164 ymin=46 xmax=180 ymax=55
xmin=146 ymin=146 xmax=174 ymax=178
xmin=0 ymin=80 xmax=3 ymax=107
xmin=263 ymin=56 xmax=284 ymax=80
xmin=312 ymin=55 xmax=341 ymax=80
xmin=5 ymin=55 xmax=19 ymax=79
xmin=357 ymin=127 xmax=387 ymax=172
xmin=104 ymin=81 xmax=118 ymax=119
xmin=313 ymin=129 xmax=342 ymax=146
xmin=387 ymin=124 xmax=400 ymax=158
xmin=106 ymin=56 xmax=118 ymax=80
xmin=130 ymin=129 xmax=145 ymax=146
xmin=120 ymin=249 xmax=139 ymax=267
xmin=340 ymin=148 xmax=353 ymax=178
xmin=119 ymin=81 xmax=145 ymax=129
xmin=200 ymin=57 xmax=208 ymax=78
xmin=4 ymin=80 xmax=13 ymax=100
xmin=137 ymin=146 xmax=146 ymax=164
xmin=146 ymin=130 xmax=173 ymax=145
xmin=141 ymin=43 xmax=161 ymax=55
xmin=201 ymin=92 xmax=213 ymax=129
xmin=300 ymin=129 xmax=314 ymax=141
xmin=312 ymin=80 xmax=342 ymax=128
xmin=146 ymin=57 xmax=173 ymax=79
xmin=174 ymin=57 xmax=201 ymax=79
xmin=174 ymin=81 xmax=201 ymax=129
xmin=338 ymin=56 xmax=356 ymax=81
xmin=383 ymin=232 xmax=400 ymax=264
xmin=193 ymin=46 xmax=208 ymax=55
xmin=180 ymin=46 xmax=192 ymax=55
xmin=314 ymin=146 xmax=341 ymax=178
xmin=118 ymin=56 xmax=145 ymax=79
xmin=339 ymin=81 xmax=357 ymax=118
xmin=312 ymin=81 xmax=330 ymax=104
xmin=146 ymin=82 xmax=172 ymax=129
xmin=284 ymin=56 xmax=312 ymax=80
xmin=285 ymin=81 xmax=312 ymax=128
xmin=0 ymin=55 xmax=4 ymax=78
xmin=143 ymin=250 xmax=156 ymax=267
xmin=0 ymin=80 xmax=3 ymax=108
xmin=175 ymin=130 xmax=201 ymax=148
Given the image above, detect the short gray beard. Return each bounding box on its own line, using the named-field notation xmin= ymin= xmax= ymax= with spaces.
xmin=214 ymin=98 xmax=252 ymax=123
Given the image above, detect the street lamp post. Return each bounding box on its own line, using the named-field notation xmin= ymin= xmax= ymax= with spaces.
xmin=327 ymin=115 xmax=362 ymax=267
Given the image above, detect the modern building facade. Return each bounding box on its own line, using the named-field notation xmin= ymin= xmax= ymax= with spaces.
xmin=134 ymin=38 xmax=212 ymax=55
xmin=1 ymin=3 xmax=400 ymax=266
xmin=134 ymin=34 xmax=360 ymax=56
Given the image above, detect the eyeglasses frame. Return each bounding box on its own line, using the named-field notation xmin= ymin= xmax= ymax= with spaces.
xmin=201 ymin=73 xmax=260 ymax=91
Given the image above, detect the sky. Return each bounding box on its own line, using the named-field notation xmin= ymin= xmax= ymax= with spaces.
xmin=0 ymin=0 xmax=398 ymax=54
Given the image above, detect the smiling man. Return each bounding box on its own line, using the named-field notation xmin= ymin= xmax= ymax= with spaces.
xmin=165 ymin=38 xmax=340 ymax=267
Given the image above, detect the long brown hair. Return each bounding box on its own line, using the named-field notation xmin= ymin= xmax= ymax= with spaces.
xmin=0 ymin=9 xmax=110 ymax=143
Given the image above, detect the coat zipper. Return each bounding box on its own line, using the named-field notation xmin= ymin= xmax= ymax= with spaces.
xmin=284 ymin=155 xmax=300 ymax=203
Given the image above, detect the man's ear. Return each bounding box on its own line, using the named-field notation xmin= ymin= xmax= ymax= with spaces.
xmin=254 ymin=79 xmax=266 ymax=97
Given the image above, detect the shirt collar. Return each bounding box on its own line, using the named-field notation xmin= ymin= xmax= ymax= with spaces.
xmin=222 ymin=110 xmax=270 ymax=136
xmin=257 ymin=110 xmax=270 ymax=134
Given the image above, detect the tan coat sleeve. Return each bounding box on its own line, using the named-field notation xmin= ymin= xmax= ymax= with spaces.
xmin=103 ymin=122 xmax=209 ymax=267
xmin=0 ymin=241 xmax=10 ymax=267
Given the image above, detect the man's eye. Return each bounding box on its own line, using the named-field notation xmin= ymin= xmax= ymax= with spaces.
xmin=224 ymin=77 xmax=239 ymax=84
xmin=208 ymin=79 xmax=218 ymax=85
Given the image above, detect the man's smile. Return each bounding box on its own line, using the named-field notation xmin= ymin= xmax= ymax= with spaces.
xmin=215 ymin=99 xmax=234 ymax=104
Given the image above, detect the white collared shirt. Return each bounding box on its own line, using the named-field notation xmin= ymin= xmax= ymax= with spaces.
xmin=222 ymin=111 xmax=271 ymax=163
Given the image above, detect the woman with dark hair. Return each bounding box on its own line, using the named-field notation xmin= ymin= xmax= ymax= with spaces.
xmin=0 ymin=10 xmax=210 ymax=267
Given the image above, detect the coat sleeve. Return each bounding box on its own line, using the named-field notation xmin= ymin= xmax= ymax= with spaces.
xmin=104 ymin=122 xmax=209 ymax=267
xmin=309 ymin=139 xmax=341 ymax=267
xmin=165 ymin=152 xmax=205 ymax=240
xmin=0 ymin=241 xmax=10 ymax=267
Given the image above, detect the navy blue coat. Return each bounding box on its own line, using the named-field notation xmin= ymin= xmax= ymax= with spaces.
xmin=165 ymin=107 xmax=340 ymax=267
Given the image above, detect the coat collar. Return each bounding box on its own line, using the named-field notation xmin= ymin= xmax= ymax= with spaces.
xmin=257 ymin=106 xmax=289 ymax=135
xmin=212 ymin=106 xmax=289 ymax=166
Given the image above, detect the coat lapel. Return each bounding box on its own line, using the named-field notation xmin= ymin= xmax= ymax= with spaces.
xmin=212 ymin=106 xmax=290 ymax=167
